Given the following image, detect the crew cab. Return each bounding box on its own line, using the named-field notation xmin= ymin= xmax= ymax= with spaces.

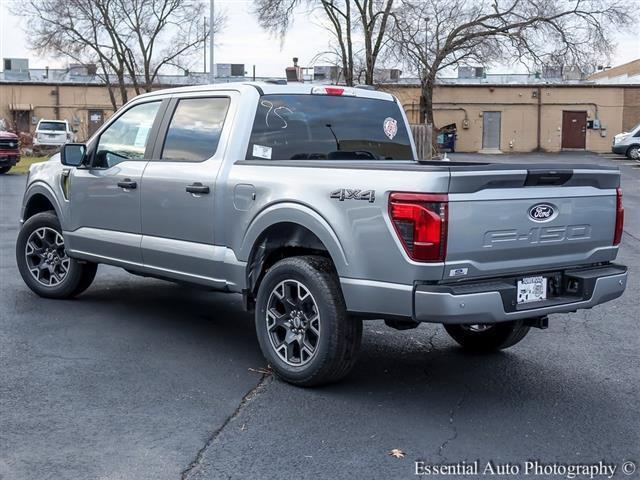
xmin=0 ymin=128 xmax=20 ymax=174
xmin=16 ymin=84 xmax=627 ymax=386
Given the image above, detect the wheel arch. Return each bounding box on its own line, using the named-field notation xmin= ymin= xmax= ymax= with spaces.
xmin=22 ymin=183 xmax=63 ymax=223
xmin=241 ymin=203 xmax=349 ymax=306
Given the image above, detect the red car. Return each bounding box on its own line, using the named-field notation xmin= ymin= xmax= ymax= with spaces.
xmin=0 ymin=130 xmax=21 ymax=174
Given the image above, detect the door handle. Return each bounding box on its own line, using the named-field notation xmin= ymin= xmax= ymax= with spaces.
xmin=186 ymin=183 xmax=210 ymax=194
xmin=117 ymin=179 xmax=137 ymax=189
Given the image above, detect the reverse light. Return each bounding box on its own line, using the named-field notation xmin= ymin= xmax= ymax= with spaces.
xmin=389 ymin=192 xmax=448 ymax=262
xmin=614 ymin=187 xmax=624 ymax=246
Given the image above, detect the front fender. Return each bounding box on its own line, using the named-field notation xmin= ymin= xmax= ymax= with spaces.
xmin=239 ymin=202 xmax=349 ymax=276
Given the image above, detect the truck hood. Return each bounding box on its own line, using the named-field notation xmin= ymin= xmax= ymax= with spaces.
xmin=0 ymin=131 xmax=19 ymax=140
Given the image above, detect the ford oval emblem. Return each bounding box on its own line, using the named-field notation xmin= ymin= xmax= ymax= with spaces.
xmin=529 ymin=203 xmax=556 ymax=222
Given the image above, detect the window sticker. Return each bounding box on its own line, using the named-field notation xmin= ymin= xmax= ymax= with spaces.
xmin=383 ymin=117 xmax=398 ymax=140
xmin=252 ymin=144 xmax=272 ymax=159
xmin=134 ymin=125 xmax=151 ymax=147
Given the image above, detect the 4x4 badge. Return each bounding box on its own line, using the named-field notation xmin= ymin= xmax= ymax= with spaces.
xmin=330 ymin=189 xmax=375 ymax=203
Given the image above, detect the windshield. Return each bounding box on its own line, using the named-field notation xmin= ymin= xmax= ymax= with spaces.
xmin=245 ymin=94 xmax=414 ymax=161
xmin=38 ymin=121 xmax=66 ymax=131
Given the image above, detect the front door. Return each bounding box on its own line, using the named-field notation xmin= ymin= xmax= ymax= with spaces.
xmin=140 ymin=95 xmax=232 ymax=285
xmin=65 ymin=100 xmax=165 ymax=266
xmin=482 ymin=111 xmax=501 ymax=149
xmin=87 ymin=109 xmax=104 ymax=138
xmin=561 ymin=111 xmax=587 ymax=149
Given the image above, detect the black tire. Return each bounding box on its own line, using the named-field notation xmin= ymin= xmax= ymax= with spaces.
xmin=443 ymin=320 xmax=530 ymax=353
xmin=255 ymin=255 xmax=362 ymax=387
xmin=626 ymin=145 xmax=640 ymax=161
xmin=16 ymin=211 xmax=97 ymax=299
xmin=0 ymin=166 xmax=11 ymax=174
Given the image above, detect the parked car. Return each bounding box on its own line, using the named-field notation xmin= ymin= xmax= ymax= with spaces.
xmin=611 ymin=121 xmax=640 ymax=160
xmin=0 ymin=128 xmax=20 ymax=174
xmin=16 ymin=83 xmax=627 ymax=386
xmin=33 ymin=119 xmax=75 ymax=153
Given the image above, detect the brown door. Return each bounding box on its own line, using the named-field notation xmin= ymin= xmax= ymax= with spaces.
xmin=87 ymin=110 xmax=104 ymax=137
xmin=561 ymin=111 xmax=587 ymax=149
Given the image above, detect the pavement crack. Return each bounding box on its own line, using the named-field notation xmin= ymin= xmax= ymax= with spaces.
xmin=180 ymin=372 xmax=271 ymax=480
xmin=437 ymin=388 xmax=468 ymax=460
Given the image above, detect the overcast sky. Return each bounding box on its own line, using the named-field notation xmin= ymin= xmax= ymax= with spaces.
xmin=1 ymin=0 xmax=638 ymax=77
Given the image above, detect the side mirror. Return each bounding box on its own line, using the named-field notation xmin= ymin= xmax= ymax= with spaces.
xmin=61 ymin=143 xmax=86 ymax=167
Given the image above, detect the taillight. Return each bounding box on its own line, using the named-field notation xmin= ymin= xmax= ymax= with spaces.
xmin=389 ymin=192 xmax=448 ymax=262
xmin=614 ymin=187 xmax=624 ymax=245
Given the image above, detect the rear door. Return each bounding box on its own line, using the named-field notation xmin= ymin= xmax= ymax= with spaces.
xmin=66 ymin=100 xmax=166 ymax=265
xmin=444 ymin=167 xmax=620 ymax=280
xmin=140 ymin=93 xmax=235 ymax=286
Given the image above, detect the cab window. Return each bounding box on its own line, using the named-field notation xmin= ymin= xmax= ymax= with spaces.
xmin=94 ymin=101 xmax=161 ymax=168
xmin=161 ymin=97 xmax=230 ymax=162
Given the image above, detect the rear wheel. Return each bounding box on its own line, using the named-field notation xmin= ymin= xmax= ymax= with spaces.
xmin=626 ymin=145 xmax=640 ymax=160
xmin=255 ymin=256 xmax=362 ymax=387
xmin=443 ymin=321 xmax=530 ymax=352
xmin=16 ymin=211 xmax=97 ymax=299
xmin=0 ymin=166 xmax=11 ymax=174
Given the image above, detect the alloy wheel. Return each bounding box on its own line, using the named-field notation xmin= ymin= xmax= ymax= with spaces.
xmin=24 ymin=227 xmax=71 ymax=286
xmin=266 ymin=279 xmax=321 ymax=366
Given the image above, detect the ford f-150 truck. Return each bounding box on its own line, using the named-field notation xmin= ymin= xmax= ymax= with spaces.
xmin=16 ymin=83 xmax=627 ymax=386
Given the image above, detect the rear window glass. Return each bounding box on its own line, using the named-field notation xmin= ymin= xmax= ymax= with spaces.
xmin=38 ymin=121 xmax=66 ymax=131
xmin=161 ymin=97 xmax=230 ymax=162
xmin=245 ymin=94 xmax=413 ymax=161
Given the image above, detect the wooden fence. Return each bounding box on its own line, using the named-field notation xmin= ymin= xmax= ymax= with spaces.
xmin=409 ymin=124 xmax=432 ymax=160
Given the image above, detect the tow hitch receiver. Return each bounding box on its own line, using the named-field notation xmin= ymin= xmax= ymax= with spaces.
xmin=525 ymin=316 xmax=549 ymax=329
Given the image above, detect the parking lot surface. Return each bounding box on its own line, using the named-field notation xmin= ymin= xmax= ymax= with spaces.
xmin=1 ymin=152 xmax=638 ymax=479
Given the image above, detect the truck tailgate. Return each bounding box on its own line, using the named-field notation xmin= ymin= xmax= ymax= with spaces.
xmin=444 ymin=166 xmax=621 ymax=280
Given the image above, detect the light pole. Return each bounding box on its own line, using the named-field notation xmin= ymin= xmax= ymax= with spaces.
xmin=209 ymin=0 xmax=215 ymax=83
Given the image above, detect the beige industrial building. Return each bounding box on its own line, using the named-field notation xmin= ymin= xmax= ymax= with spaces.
xmin=382 ymin=81 xmax=640 ymax=153
xmin=2 ymin=59 xmax=639 ymax=153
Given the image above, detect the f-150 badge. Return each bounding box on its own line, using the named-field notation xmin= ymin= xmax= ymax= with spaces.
xmin=330 ymin=189 xmax=376 ymax=203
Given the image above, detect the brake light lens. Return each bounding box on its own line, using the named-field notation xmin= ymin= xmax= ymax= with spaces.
xmin=389 ymin=192 xmax=448 ymax=262
xmin=614 ymin=187 xmax=624 ymax=245
xmin=311 ymin=86 xmax=354 ymax=96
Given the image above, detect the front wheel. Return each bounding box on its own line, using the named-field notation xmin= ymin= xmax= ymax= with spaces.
xmin=16 ymin=211 xmax=97 ymax=299
xmin=626 ymin=145 xmax=640 ymax=160
xmin=0 ymin=166 xmax=11 ymax=174
xmin=255 ymin=256 xmax=362 ymax=387
xmin=443 ymin=321 xmax=530 ymax=352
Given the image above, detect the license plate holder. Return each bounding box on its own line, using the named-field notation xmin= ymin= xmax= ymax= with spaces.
xmin=517 ymin=276 xmax=547 ymax=304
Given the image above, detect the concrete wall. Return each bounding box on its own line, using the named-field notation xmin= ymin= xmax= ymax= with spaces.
xmin=383 ymin=84 xmax=639 ymax=153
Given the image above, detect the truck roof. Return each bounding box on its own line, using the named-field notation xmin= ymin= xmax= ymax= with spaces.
xmin=135 ymin=82 xmax=396 ymax=102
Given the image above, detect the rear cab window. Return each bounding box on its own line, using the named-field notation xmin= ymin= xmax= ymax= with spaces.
xmin=245 ymin=94 xmax=414 ymax=161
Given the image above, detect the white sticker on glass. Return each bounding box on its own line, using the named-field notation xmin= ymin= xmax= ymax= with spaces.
xmin=253 ymin=144 xmax=273 ymax=160
xmin=383 ymin=117 xmax=398 ymax=140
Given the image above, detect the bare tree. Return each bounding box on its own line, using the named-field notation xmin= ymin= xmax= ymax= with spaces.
xmin=20 ymin=0 xmax=224 ymax=110
xmin=253 ymin=0 xmax=396 ymax=86
xmin=391 ymin=0 xmax=634 ymax=125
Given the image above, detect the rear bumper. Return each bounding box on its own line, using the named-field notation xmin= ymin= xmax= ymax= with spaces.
xmin=341 ymin=264 xmax=627 ymax=324
xmin=413 ymin=264 xmax=627 ymax=324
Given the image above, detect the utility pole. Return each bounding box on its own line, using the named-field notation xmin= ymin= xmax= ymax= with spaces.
xmin=209 ymin=0 xmax=215 ymax=83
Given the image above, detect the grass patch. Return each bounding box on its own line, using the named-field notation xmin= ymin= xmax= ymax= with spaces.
xmin=8 ymin=156 xmax=50 ymax=175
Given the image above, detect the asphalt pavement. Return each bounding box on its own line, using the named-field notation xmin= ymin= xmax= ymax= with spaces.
xmin=1 ymin=152 xmax=638 ymax=480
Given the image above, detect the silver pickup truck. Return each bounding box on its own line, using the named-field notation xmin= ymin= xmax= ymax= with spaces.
xmin=16 ymin=83 xmax=627 ymax=386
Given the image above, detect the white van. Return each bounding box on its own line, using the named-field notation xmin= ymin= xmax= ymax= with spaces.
xmin=611 ymin=122 xmax=640 ymax=160
xmin=33 ymin=120 xmax=75 ymax=152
